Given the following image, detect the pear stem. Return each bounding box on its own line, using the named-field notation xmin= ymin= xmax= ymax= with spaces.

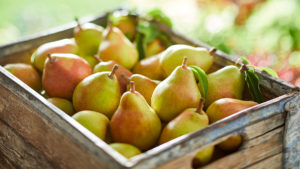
xmin=121 ymin=73 xmax=130 ymax=85
xmin=107 ymin=21 xmax=114 ymax=35
xmin=94 ymin=55 xmax=101 ymax=62
xmin=239 ymin=63 xmax=248 ymax=73
xmin=196 ymin=98 xmax=205 ymax=114
xmin=209 ymin=47 xmax=217 ymax=55
xmin=47 ymin=54 xmax=54 ymax=64
xmin=75 ymin=17 xmax=82 ymax=31
xmin=108 ymin=64 xmax=119 ymax=79
xmin=130 ymin=81 xmax=135 ymax=93
xmin=181 ymin=56 xmax=188 ymax=69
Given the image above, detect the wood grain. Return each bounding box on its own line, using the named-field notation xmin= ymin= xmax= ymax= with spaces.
xmin=246 ymin=153 xmax=282 ymax=169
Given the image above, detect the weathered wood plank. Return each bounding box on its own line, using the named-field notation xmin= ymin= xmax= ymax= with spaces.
xmin=246 ymin=153 xmax=282 ymax=169
xmin=202 ymin=127 xmax=283 ymax=169
xmin=0 ymin=151 xmax=17 ymax=169
xmin=283 ymin=93 xmax=300 ymax=169
xmin=0 ymin=119 xmax=57 ymax=169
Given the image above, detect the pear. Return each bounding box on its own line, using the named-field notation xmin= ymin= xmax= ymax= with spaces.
xmin=159 ymin=99 xmax=214 ymax=166
xmin=151 ymin=57 xmax=201 ymax=122
xmin=47 ymin=97 xmax=75 ymax=116
xmin=97 ymin=24 xmax=138 ymax=69
xmin=4 ymin=63 xmax=42 ymax=91
xmin=42 ymin=53 xmax=92 ymax=99
xmin=110 ymin=12 xmax=137 ymax=41
xmin=205 ymin=65 xmax=244 ymax=107
xmin=110 ymin=82 xmax=161 ymax=151
xmin=93 ymin=60 xmax=132 ymax=94
xmin=74 ymin=20 xmax=104 ymax=56
xmin=73 ymin=65 xmax=121 ymax=118
xmin=145 ymin=38 xmax=167 ymax=58
xmin=110 ymin=143 xmax=141 ymax=159
xmin=160 ymin=44 xmax=214 ymax=76
xmin=206 ymin=98 xmax=258 ymax=151
xmin=133 ymin=53 xmax=166 ymax=80
xmin=123 ymin=74 xmax=159 ymax=105
xmin=72 ymin=110 xmax=109 ymax=140
xmin=31 ymin=38 xmax=78 ymax=71
xmin=81 ymin=55 xmax=99 ymax=68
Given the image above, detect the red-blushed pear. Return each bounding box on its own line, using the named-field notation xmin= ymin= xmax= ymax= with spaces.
xmin=205 ymin=65 xmax=245 ymax=107
xmin=110 ymin=82 xmax=162 ymax=151
xmin=145 ymin=38 xmax=167 ymax=58
xmin=93 ymin=60 xmax=132 ymax=94
xmin=72 ymin=110 xmax=109 ymax=140
xmin=159 ymin=99 xmax=214 ymax=166
xmin=122 ymin=74 xmax=159 ymax=105
xmin=31 ymin=38 xmax=78 ymax=71
xmin=74 ymin=19 xmax=104 ymax=56
xmin=73 ymin=65 xmax=121 ymax=118
xmin=97 ymin=24 xmax=138 ymax=69
xmin=42 ymin=53 xmax=92 ymax=100
xmin=110 ymin=143 xmax=141 ymax=159
xmin=160 ymin=44 xmax=214 ymax=76
xmin=4 ymin=63 xmax=42 ymax=91
xmin=47 ymin=97 xmax=75 ymax=116
xmin=133 ymin=53 xmax=166 ymax=80
xmin=151 ymin=57 xmax=201 ymax=122
xmin=110 ymin=11 xmax=137 ymax=41
xmin=206 ymin=98 xmax=258 ymax=151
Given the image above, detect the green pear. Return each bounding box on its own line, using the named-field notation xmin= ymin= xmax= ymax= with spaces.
xmin=160 ymin=44 xmax=214 ymax=76
xmin=4 ymin=63 xmax=42 ymax=91
xmin=73 ymin=65 xmax=121 ymax=118
xmin=42 ymin=53 xmax=92 ymax=99
xmin=159 ymin=99 xmax=214 ymax=166
xmin=110 ymin=82 xmax=161 ymax=151
xmin=97 ymin=24 xmax=138 ymax=69
xmin=74 ymin=21 xmax=104 ymax=56
xmin=125 ymin=74 xmax=159 ymax=105
xmin=47 ymin=97 xmax=75 ymax=116
xmin=72 ymin=110 xmax=109 ymax=140
xmin=145 ymin=38 xmax=167 ymax=58
xmin=31 ymin=38 xmax=78 ymax=71
xmin=110 ymin=143 xmax=141 ymax=158
xmin=151 ymin=57 xmax=201 ymax=122
xmin=205 ymin=65 xmax=244 ymax=107
xmin=93 ymin=60 xmax=132 ymax=94
xmin=193 ymin=146 xmax=215 ymax=167
xmin=81 ymin=55 xmax=99 ymax=68
xmin=110 ymin=11 xmax=137 ymax=41
xmin=133 ymin=53 xmax=166 ymax=80
xmin=206 ymin=98 xmax=258 ymax=151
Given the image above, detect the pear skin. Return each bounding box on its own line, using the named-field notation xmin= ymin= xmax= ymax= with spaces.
xmin=72 ymin=110 xmax=109 ymax=140
xmin=160 ymin=44 xmax=213 ymax=76
xmin=205 ymin=65 xmax=245 ymax=107
xmin=31 ymin=39 xmax=78 ymax=71
xmin=128 ymin=74 xmax=159 ymax=105
xmin=133 ymin=53 xmax=166 ymax=80
xmin=42 ymin=53 xmax=92 ymax=99
xmin=74 ymin=22 xmax=104 ymax=56
xmin=93 ymin=60 xmax=132 ymax=94
xmin=97 ymin=25 xmax=138 ymax=69
xmin=73 ymin=65 xmax=121 ymax=118
xmin=151 ymin=57 xmax=201 ymax=122
xmin=111 ymin=12 xmax=137 ymax=41
xmin=206 ymin=98 xmax=258 ymax=151
xmin=110 ymin=82 xmax=161 ymax=151
xmin=80 ymin=55 xmax=99 ymax=68
xmin=193 ymin=146 xmax=215 ymax=167
xmin=145 ymin=38 xmax=166 ymax=58
xmin=47 ymin=97 xmax=75 ymax=116
xmin=110 ymin=143 xmax=141 ymax=159
xmin=4 ymin=63 xmax=42 ymax=91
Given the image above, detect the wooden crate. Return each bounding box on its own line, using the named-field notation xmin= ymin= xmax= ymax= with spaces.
xmin=0 ymin=10 xmax=299 ymax=169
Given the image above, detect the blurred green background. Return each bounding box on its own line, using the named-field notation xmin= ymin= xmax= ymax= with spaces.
xmin=0 ymin=0 xmax=299 ymax=86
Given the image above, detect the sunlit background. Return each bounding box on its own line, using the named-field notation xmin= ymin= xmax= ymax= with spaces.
xmin=0 ymin=0 xmax=299 ymax=86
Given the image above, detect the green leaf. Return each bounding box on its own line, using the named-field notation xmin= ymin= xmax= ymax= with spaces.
xmin=241 ymin=56 xmax=250 ymax=65
xmin=146 ymin=8 xmax=172 ymax=27
xmin=259 ymin=67 xmax=279 ymax=77
xmin=189 ymin=66 xmax=208 ymax=98
xmin=244 ymin=69 xmax=264 ymax=103
xmin=135 ymin=33 xmax=146 ymax=60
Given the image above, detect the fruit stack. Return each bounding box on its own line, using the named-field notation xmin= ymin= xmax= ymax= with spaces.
xmin=3 ymin=11 xmax=261 ymax=167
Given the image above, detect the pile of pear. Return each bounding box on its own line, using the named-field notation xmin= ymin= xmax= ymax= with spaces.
xmin=3 ymin=16 xmax=259 ymax=166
